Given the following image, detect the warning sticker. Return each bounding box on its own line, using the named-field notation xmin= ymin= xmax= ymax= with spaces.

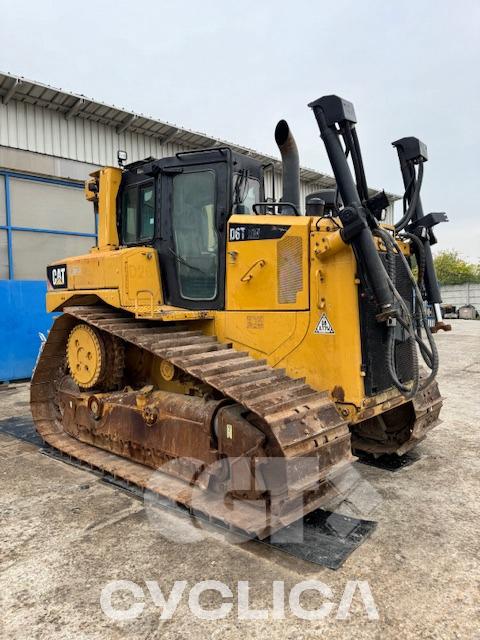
xmin=314 ymin=314 xmax=335 ymax=335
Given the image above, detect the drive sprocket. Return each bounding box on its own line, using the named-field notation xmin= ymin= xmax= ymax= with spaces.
xmin=67 ymin=324 xmax=105 ymax=389
xmin=66 ymin=323 xmax=124 ymax=390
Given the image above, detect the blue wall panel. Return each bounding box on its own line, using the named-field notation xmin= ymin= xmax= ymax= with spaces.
xmin=0 ymin=280 xmax=58 ymax=381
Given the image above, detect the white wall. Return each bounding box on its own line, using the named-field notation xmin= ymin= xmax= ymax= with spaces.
xmin=440 ymin=283 xmax=480 ymax=312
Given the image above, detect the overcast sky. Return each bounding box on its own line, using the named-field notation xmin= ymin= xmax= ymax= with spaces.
xmin=1 ymin=0 xmax=479 ymax=259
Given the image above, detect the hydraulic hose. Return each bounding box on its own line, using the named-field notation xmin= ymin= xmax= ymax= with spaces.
xmin=400 ymin=231 xmax=426 ymax=334
xmin=343 ymin=124 xmax=369 ymax=202
xmin=401 ymin=231 xmax=426 ymax=291
xmin=374 ymin=227 xmax=439 ymax=393
xmin=307 ymin=95 xmax=439 ymax=394
xmin=394 ymin=161 xmax=424 ymax=232
xmin=374 ymin=228 xmax=419 ymax=398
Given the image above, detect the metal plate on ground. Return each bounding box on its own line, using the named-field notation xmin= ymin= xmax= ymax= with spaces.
xmin=0 ymin=416 xmax=44 ymax=447
xmin=259 ymin=509 xmax=376 ymax=569
xmin=355 ymin=450 xmax=419 ymax=471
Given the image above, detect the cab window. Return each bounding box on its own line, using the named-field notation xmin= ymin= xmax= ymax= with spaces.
xmin=121 ymin=182 xmax=155 ymax=244
xmin=139 ymin=185 xmax=155 ymax=239
xmin=121 ymin=188 xmax=137 ymax=243
xmin=232 ymin=173 xmax=260 ymax=212
xmin=171 ymin=171 xmax=218 ymax=300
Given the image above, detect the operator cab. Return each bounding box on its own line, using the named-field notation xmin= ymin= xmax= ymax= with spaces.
xmin=117 ymin=148 xmax=264 ymax=311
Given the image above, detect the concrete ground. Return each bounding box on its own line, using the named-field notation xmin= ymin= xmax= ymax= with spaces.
xmin=1 ymin=320 xmax=479 ymax=639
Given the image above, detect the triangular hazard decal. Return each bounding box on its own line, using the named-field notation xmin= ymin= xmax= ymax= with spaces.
xmin=314 ymin=313 xmax=335 ymax=334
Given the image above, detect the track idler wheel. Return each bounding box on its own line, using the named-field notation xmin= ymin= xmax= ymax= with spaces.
xmin=66 ymin=323 xmax=124 ymax=391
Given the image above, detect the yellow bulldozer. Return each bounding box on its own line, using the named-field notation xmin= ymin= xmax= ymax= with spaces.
xmin=31 ymin=95 xmax=444 ymax=538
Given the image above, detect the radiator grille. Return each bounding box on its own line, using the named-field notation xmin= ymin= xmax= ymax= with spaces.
xmin=277 ymin=236 xmax=303 ymax=304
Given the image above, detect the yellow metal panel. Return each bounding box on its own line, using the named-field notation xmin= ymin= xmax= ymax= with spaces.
xmin=220 ymin=311 xmax=304 ymax=356
xmin=226 ymin=214 xmax=310 ymax=310
xmin=46 ymin=247 xmax=163 ymax=313
xmin=212 ymin=311 xmax=311 ymax=381
xmin=274 ymin=228 xmax=364 ymax=406
xmin=121 ymin=250 xmax=161 ymax=309
xmin=302 ymin=229 xmax=364 ymax=406
xmin=214 ymin=224 xmax=365 ymax=408
xmin=136 ymin=308 xmax=214 ymax=321
xmin=46 ymin=289 xmax=122 ymax=312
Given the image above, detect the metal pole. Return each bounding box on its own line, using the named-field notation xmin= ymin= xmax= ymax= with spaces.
xmin=4 ymin=174 xmax=13 ymax=279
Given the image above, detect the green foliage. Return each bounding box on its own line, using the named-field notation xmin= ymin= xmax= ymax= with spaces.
xmin=434 ymin=251 xmax=480 ymax=285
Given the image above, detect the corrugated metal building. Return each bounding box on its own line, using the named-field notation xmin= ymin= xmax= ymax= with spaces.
xmin=0 ymin=70 xmax=396 ymax=381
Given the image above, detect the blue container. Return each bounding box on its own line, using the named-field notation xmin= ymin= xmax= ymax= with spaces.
xmin=0 ymin=280 xmax=58 ymax=381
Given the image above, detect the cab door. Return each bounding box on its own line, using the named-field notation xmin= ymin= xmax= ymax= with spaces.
xmin=157 ymin=159 xmax=229 ymax=310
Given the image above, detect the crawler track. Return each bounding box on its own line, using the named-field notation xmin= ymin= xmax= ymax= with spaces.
xmin=31 ymin=305 xmax=352 ymax=538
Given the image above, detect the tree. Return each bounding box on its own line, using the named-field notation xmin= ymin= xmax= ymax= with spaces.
xmin=433 ymin=251 xmax=480 ymax=285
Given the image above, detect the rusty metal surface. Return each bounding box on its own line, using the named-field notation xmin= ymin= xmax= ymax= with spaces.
xmin=431 ymin=321 xmax=452 ymax=333
xmin=30 ymin=306 xmax=353 ymax=539
xmin=61 ymin=306 xmax=350 ymax=458
xmin=350 ymin=378 xmax=443 ymax=456
xmin=59 ymin=387 xmax=225 ymax=479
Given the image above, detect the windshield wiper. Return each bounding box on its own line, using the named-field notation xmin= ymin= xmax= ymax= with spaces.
xmin=233 ymin=168 xmax=250 ymax=204
xmin=168 ymin=247 xmax=208 ymax=275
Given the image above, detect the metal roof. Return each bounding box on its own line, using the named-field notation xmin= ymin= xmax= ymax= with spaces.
xmin=0 ymin=70 xmax=397 ymax=198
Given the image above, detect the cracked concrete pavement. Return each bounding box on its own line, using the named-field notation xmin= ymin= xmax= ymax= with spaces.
xmin=0 ymin=320 xmax=479 ymax=639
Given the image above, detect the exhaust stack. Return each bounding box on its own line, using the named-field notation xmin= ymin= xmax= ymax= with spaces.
xmin=275 ymin=119 xmax=301 ymax=213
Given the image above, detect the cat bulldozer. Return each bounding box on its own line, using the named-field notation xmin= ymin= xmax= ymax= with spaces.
xmin=31 ymin=95 xmax=445 ymax=538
